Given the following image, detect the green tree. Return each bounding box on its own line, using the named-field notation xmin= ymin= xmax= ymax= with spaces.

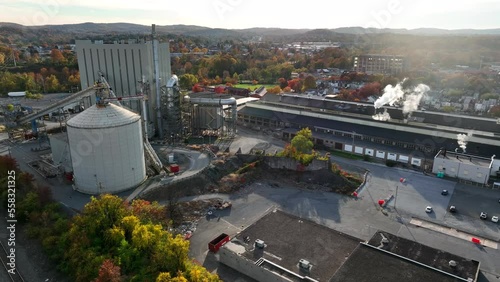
xmin=232 ymin=72 xmax=239 ymax=84
xmin=45 ymin=74 xmax=60 ymax=93
xmin=291 ymin=133 xmax=313 ymax=154
xmin=279 ymin=128 xmax=316 ymax=165
xmin=179 ymin=74 xmax=198 ymax=89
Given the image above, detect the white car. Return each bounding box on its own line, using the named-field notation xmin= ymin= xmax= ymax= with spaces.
xmin=492 ymin=216 xmax=499 ymax=223
xmin=425 ymin=206 xmax=433 ymax=213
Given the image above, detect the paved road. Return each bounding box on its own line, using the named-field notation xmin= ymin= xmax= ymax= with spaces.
xmin=127 ymin=146 xmax=211 ymax=201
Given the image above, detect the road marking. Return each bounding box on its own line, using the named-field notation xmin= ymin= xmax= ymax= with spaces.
xmin=410 ymin=218 xmax=498 ymax=249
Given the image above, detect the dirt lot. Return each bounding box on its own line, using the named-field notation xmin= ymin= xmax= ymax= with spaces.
xmin=144 ymin=153 xmax=364 ymax=231
xmin=144 ymin=154 xmax=363 ymax=201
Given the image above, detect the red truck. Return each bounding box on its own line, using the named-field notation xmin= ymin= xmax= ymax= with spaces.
xmin=208 ymin=233 xmax=230 ymax=253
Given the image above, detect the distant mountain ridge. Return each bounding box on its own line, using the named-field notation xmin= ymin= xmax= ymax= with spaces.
xmin=1 ymin=22 xmax=500 ymax=41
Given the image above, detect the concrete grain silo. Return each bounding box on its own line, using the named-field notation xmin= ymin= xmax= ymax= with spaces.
xmin=66 ymin=103 xmax=146 ymax=194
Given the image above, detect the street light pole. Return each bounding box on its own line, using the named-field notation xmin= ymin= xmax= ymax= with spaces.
xmin=395 ymin=185 xmax=399 ymax=209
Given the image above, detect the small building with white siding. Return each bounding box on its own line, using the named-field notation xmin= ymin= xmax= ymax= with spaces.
xmin=432 ymin=150 xmax=495 ymax=185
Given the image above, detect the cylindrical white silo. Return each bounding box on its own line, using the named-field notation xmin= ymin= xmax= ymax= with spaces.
xmin=67 ymin=103 xmax=146 ymax=194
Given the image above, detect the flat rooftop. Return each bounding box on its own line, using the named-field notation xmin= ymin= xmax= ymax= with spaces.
xmin=435 ymin=151 xmax=492 ymax=168
xmin=234 ymin=210 xmax=361 ymax=282
xmin=330 ymin=244 xmax=464 ymax=282
xmin=365 ymin=231 xmax=480 ymax=281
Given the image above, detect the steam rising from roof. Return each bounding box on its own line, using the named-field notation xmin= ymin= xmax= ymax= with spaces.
xmin=457 ymin=132 xmax=472 ymax=153
xmin=373 ymin=79 xmax=430 ymax=120
xmin=402 ymin=84 xmax=430 ymax=115
xmin=372 ymin=109 xmax=392 ymax=121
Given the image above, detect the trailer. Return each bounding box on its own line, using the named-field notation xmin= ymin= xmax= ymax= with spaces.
xmin=208 ymin=233 xmax=230 ymax=253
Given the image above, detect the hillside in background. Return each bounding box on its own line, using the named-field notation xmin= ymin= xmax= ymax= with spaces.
xmin=1 ymin=22 xmax=500 ymax=45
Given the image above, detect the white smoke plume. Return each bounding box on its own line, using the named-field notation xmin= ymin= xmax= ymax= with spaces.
xmin=457 ymin=132 xmax=472 ymax=152
xmin=372 ymin=109 xmax=391 ymax=121
xmin=373 ymin=79 xmax=430 ymax=117
xmin=402 ymin=84 xmax=430 ymax=115
xmin=374 ymin=82 xmax=405 ymax=109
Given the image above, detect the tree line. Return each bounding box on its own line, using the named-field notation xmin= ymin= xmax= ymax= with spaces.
xmin=0 ymin=156 xmax=220 ymax=282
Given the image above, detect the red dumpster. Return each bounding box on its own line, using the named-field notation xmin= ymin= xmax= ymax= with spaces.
xmin=208 ymin=233 xmax=230 ymax=253
xmin=170 ymin=164 xmax=180 ymax=173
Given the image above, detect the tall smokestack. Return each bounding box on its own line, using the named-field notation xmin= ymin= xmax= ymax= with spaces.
xmin=152 ymin=24 xmax=162 ymax=138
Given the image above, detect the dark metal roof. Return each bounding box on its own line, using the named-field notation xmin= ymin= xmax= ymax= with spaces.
xmin=366 ymin=231 xmax=479 ymax=281
xmin=261 ymin=94 xmax=500 ymax=132
xmin=238 ymin=106 xmax=498 ymax=156
xmin=330 ymin=244 xmax=465 ymax=282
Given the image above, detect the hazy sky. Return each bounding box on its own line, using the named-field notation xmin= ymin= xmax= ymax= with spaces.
xmin=2 ymin=0 xmax=500 ymax=30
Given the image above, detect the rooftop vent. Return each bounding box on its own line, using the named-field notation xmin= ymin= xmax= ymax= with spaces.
xmin=449 ymin=260 xmax=457 ymax=268
xmin=255 ymin=239 xmax=265 ymax=249
xmin=299 ymin=259 xmax=311 ymax=270
xmin=379 ymin=233 xmax=389 ymax=247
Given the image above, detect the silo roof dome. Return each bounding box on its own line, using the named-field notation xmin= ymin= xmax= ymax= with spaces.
xmin=67 ymin=103 xmax=141 ymax=129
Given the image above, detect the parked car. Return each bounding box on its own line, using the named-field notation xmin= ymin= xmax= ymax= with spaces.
xmin=480 ymin=212 xmax=488 ymax=220
xmin=425 ymin=206 xmax=433 ymax=213
xmin=441 ymin=190 xmax=449 ymax=196
xmin=492 ymin=216 xmax=499 ymax=223
xmin=449 ymin=206 xmax=456 ymax=213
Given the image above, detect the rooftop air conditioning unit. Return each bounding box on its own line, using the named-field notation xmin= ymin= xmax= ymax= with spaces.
xmin=255 ymin=239 xmax=265 ymax=249
xmin=381 ymin=238 xmax=389 ymax=245
xmin=299 ymin=259 xmax=311 ymax=270
xmin=449 ymin=260 xmax=457 ymax=268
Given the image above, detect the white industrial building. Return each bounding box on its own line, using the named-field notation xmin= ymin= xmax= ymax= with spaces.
xmin=75 ymin=34 xmax=171 ymax=136
xmin=432 ymin=150 xmax=497 ymax=185
xmin=65 ymin=103 xmax=147 ymax=194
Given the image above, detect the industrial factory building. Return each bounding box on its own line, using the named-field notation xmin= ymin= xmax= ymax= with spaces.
xmin=219 ymin=210 xmax=480 ymax=282
xmin=237 ymin=94 xmax=500 ymax=172
xmin=353 ymin=54 xmax=407 ymax=74
xmin=75 ymin=33 xmax=172 ymax=136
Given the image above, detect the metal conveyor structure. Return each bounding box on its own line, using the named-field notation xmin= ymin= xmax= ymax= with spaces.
xmin=16 ymin=86 xmax=96 ymax=125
